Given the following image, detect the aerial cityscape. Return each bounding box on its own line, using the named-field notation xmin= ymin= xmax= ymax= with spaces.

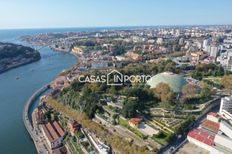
xmin=0 ymin=1 xmax=232 ymax=154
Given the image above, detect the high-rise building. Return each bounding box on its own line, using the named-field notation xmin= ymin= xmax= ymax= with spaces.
xmin=196 ymin=41 xmax=202 ymax=49
xmin=219 ymin=96 xmax=232 ymax=122
xmin=179 ymin=38 xmax=184 ymax=45
xmin=175 ymin=29 xmax=180 ymax=37
xmin=156 ymin=38 xmax=163 ymax=45
xmin=203 ymin=39 xmax=210 ymax=51
xmin=218 ymin=50 xmax=232 ymax=71
xmin=210 ymin=46 xmax=219 ymax=58
xmin=226 ymin=51 xmax=232 ymax=71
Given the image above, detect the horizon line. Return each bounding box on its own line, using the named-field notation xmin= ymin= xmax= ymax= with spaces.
xmin=0 ymin=24 xmax=232 ymax=30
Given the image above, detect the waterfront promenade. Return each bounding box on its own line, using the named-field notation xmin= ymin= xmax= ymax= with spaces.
xmin=23 ymin=84 xmax=50 ymax=154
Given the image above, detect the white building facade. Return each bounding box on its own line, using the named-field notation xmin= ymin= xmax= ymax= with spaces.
xmin=219 ymin=96 xmax=232 ymax=122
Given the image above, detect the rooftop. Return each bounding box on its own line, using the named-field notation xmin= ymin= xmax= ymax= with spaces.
xmin=42 ymin=121 xmax=65 ymax=142
xmin=208 ymin=112 xmax=219 ymax=117
xmin=129 ymin=117 xmax=142 ymax=126
xmin=201 ymin=120 xmax=220 ymax=133
xmin=188 ymin=129 xmax=215 ymax=146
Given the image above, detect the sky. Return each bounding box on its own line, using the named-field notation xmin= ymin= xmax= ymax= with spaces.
xmin=0 ymin=0 xmax=232 ymax=29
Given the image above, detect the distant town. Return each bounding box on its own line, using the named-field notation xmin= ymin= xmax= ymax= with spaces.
xmin=21 ymin=25 xmax=232 ymax=154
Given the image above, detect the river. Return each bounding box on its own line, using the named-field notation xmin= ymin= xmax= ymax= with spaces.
xmin=0 ymin=29 xmax=77 ymax=154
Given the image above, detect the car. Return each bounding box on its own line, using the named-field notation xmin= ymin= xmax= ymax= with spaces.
xmin=168 ymin=147 xmax=175 ymax=154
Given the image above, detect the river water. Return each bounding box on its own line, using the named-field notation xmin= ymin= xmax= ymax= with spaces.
xmin=0 ymin=29 xmax=77 ymax=154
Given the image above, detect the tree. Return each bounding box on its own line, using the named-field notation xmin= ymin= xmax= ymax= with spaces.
xmin=181 ymin=84 xmax=200 ymax=99
xmin=191 ymin=70 xmax=203 ymax=80
xmin=80 ymin=86 xmax=99 ymax=118
xmin=111 ymin=45 xmax=126 ymax=56
xmin=154 ymin=131 xmax=166 ymax=138
xmin=191 ymin=64 xmax=225 ymax=80
xmin=175 ymin=116 xmax=195 ymax=134
xmin=164 ymin=62 xmax=175 ymax=72
xmin=221 ymin=75 xmax=232 ymax=93
xmin=121 ymin=98 xmax=139 ymax=118
xmin=156 ymin=59 xmax=177 ymax=73
xmin=70 ymin=79 xmax=86 ymax=91
xmin=200 ymin=82 xmax=211 ymax=99
xmin=166 ymin=133 xmax=176 ymax=143
xmin=76 ymin=131 xmax=85 ymax=139
xmin=72 ymin=136 xmax=77 ymax=142
xmin=123 ymin=84 xmax=154 ymax=103
xmin=153 ymin=83 xmax=173 ymax=103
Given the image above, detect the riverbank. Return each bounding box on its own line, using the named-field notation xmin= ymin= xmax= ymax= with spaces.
xmin=22 ymin=84 xmax=50 ymax=154
xmin=0 ymin=42 xmax=41 ymax=74
xmin=0 ymin=56 xmax=41 ymax=74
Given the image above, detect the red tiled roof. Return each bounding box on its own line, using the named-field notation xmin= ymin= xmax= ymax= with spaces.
xmin=46 ymin=122 xmax=59 ymax=141
xmin=42 ymin=121 xmax=65 ymax=143
xmin=42 ymin=124 xmax=54 ymax=142
xmin=129 ymin=117 xmax=142 ymax=125
xmin=188 ymin=129 xmax=215 ymax=146
xmin=208 ymin=112 xmax=219 ymax=117
xmin=200 ymin=131 xmax=209 ymax=138
xmin=204 ymin=139 xmax=214 ymax=146
xmin=209 ymin=136 xmax=214 ymax=140
xmin=196 ymin=135 xmax=204 ymax=142
xmin=53 ymin=121 xmax=65 ymax=137
xmin=201 ymin=120 xmax=220 ymax=133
